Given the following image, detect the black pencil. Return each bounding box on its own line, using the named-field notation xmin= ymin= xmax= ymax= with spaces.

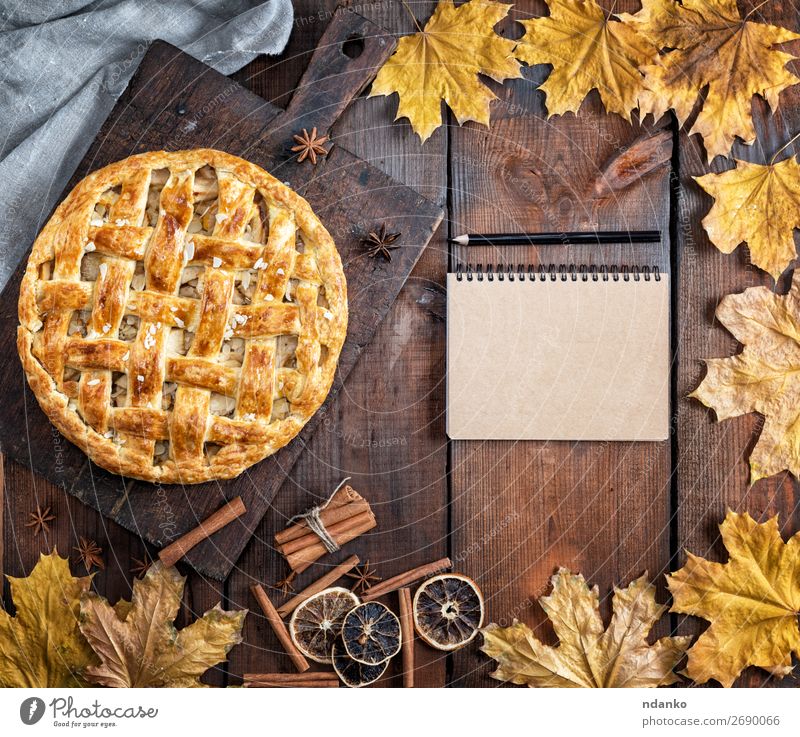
xmin=450 ymin=231 xmax=661 ymax=246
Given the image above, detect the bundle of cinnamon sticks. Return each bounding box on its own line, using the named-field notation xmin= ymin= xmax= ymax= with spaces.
xmin=275 ymin=484 xmax=376 ymax=573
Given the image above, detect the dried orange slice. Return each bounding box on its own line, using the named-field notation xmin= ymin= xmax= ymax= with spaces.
xmin=289 ymin=587 xmax=359 ymax=664
xmin=332 ymin=638 xmax=388 ymax=688
xmin=413 ymin=573 xmax=484 ymax=651
xmin=341 ymin=601 xmax=401 ymax=665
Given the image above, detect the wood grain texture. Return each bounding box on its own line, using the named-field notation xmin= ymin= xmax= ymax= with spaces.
xmin=448 ymin=0 xmax=672 ymax=686
xmin=225 ymin=0 xmax=449 ymax=688
xmin=0 ymin=16 xmax=443 ymax=580
xmin=674 ymin=0 xmax=800 ymax=688
xmin=0 ymin=454 xmax=227 ymax=685
xmin=0 ymin=455 xmax=3 ymax=591
xmin=4 ymin=0 xmax=800 ymax=691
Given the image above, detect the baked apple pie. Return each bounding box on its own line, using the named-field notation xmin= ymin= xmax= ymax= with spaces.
xmin=17 ymin=149 xmax=347 ymax=483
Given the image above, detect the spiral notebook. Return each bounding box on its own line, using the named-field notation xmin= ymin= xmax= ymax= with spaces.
xmin=446 ymin=265 xmax=670 ymax=441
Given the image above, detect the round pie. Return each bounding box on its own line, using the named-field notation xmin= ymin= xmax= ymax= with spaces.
xmin=17 ymin=149 xmax=347 ymax=484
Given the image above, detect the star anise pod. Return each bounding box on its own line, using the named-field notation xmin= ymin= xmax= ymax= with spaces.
xmin=291 ymin=127 xmax=330 ymax=165
xmin=74 ymin=537 xmax=105 ymax=572
xmin=130 ymin=556 xmax=152 ymax=579
xmin=25 ymin=505 xmax=56 ymax=536
xmin=362 ymin=224 xmax=401 ymax=261
xmin=274 ymin=571 xmax=297 ymax=598
xmin=346 ymin=561 xmax=382 ymax=594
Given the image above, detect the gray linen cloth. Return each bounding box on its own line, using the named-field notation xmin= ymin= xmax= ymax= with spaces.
xmin=0 ymin=0 xmax=294 ymax=290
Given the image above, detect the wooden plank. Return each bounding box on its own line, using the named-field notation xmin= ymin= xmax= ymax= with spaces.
xmin=0 ymin=27 xmax=443 ymax=580
xmin=0 ymin=455 xmax=4 ymax=587
xmin=674 ymin=0 xmax=800 ymax=688
xmin=447 ymin=0 xmax=673 ymax=686
xmin=2 ymin=458 xmax=127 ymax=601
xmin=226 ymin=0 xmax=449 ymax=687
xmin=1 ymin=456 xmax=229 ymax=686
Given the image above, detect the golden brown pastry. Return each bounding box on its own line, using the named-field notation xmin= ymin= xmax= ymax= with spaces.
xmin=18 ymin=149 xmax=347 ymax=484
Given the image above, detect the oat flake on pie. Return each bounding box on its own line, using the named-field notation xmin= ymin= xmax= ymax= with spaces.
xmin=17 ymin=149 xmax=347 ymax=484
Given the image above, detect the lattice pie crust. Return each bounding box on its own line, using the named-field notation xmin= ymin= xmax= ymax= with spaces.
xmin=18 ymin=150 xmax=347 ymax=484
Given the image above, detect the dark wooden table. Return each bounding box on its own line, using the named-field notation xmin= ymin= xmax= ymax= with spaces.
xmin=3 ymin=0 xmax=799 ymax=688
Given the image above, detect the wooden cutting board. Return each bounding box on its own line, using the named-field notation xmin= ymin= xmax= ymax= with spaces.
xmin=0 ymin=9 xmax=443 ymax=580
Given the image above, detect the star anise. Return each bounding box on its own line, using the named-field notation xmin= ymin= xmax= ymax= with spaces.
xmin=346 ymin=561 xmax=382 ymax=594
xmin=74 ymin=537 xmax=105 ymax=572
xmin=274 ymin=571 xmax=297 ymax=598
xmin=291 ymin=127 xmax=330 ymax=165
xmin=26 ymin=505 xmax=56 ymax=536
xmin=130 ymin=556 xmax=152 ymax=579
xmin=362 ymin=224 xmax=401 ymax=261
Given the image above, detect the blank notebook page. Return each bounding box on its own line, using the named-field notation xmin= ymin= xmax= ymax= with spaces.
xmin=446 ymin=272 xmax=670 ymax=441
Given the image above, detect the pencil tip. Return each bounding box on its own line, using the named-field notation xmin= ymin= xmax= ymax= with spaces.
xmin=450 ymin=234 xmax=468 ymax=245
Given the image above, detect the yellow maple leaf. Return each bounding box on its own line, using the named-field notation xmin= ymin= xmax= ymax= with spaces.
xmin=691 ymin=272 xmax=800 ymax=483
xmin=514 ymin=0 xmax=658 ymax=121
xmin=79 ymin=562 xmax=246 ymax=687
xmin=669 ymin=510 xmax=800 ymax=687
xmin=625 ymin=0 xmax=800 ymax=161
xmin=695 ymin=157 xmax=800 ymax=280
xmin=0 ymin=551 xmax=97 ymax=687
xmin=481 ymin=569 xmax=689 ymax=687
xmin=369 ymin=0 xmax=521 ymax=142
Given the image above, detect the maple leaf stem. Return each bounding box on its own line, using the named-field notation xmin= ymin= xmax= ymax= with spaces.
xmin=398 ymin=0 xmax=423 ymax=33
xmin=770 ymin=130 xmax=800 ymax=165
xmin=743 ymin=0 xmax=771 ymax=21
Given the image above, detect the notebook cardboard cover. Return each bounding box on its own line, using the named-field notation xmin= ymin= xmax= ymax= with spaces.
xmin=446 ymin=272 xmax=670 ymax=441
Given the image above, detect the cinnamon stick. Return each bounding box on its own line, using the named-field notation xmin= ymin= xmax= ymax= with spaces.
xmin=243 ymin=673 xmax=338 ymax=688
xmin=398 ymin=587 xmax=414 ymax=688
xmin=274 ymin=485 xmax=369 ymax=546
xmin=279 ymin=510 xmax=374 ymax=556
xmin=277 ymin=554 xmax=360 ymax=618
xmin=285 ymin=510 xmax=376 ymax=574
xmin=362 ymin=557 xmax=452 ymax=602
xmin=244 ymin=672 xmax=336 ymax=683
xmin=250 ymin=583 xmax=310 ymax=673
xmin=158 ymin=496 xmax=246 ymax=568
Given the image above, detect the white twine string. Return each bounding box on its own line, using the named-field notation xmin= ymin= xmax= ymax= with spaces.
xmin=285 ymin=477 xmax=351 ymax=554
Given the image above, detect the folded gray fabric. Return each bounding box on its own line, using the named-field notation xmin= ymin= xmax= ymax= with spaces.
xmin=0 ymin=0 xmax=293 ymax=290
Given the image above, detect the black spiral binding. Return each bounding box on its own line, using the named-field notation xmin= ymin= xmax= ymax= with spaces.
xmin=454 ymin=263 xmax=661 ymax=282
